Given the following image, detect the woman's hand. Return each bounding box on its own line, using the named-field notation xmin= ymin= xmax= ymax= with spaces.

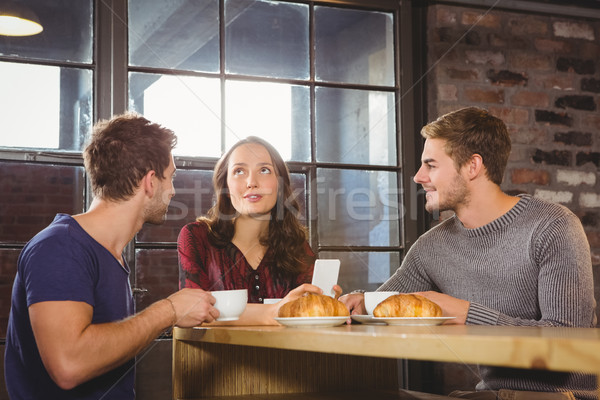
xmin=279 ymin=283 xmax=322 ymax=304
xmin=332 ymin=284 xmax=343 ymax=299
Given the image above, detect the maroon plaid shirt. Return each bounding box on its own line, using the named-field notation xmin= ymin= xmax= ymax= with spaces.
xmin=178 ymin=222 xmax=315 ymax=303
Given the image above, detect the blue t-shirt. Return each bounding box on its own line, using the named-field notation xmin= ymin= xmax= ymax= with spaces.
xmin=5 ymin=214 xmax=135 ymax=400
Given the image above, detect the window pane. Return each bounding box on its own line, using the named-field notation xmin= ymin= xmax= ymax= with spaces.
xmin=317 ymin=168 xmax=400 ymax=247
xmin=0 ymin=62 xmax=92 ymax=151
xmin=315 ymin=6 xmax=394 ymax=86
xmin=0 ymin=162 xmax=85 ymax=243
xmin=137 ymin=169 xmax=214 ymax=243
xmin=225 ymin=80 xmax=310 ymax=162
xmin=319 ymin=251 xmax=400 ymax=293
xmin=128 ymin=0 xmax=219 ymax=72
xmin=0 ymin=1 xmax=93 ymax=63
xmin=225 ymin=0 xmax=309 ymax=79
xmin=134 ymin=249 xmax=178 ymax=311
xmin=315 ymin=87 xmax=396 ymax=165
xmin=129 ymin=72 xmax=222 ymax=157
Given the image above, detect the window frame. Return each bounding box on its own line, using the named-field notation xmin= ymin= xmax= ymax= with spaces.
xmin=0 ymin=0 xmax=425 ymax=320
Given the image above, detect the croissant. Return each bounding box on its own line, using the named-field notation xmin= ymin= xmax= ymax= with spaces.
xmin=373 ymin=294 xmax=442 ymax=318
xmin=278 ymin=293 xmax=350 ymax=317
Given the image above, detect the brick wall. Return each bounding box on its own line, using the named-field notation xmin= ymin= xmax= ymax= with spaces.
xmin=0 ymin=163 xmax=85 ymax=243
xmin=427 ymin=4 xmax=600 ymax=322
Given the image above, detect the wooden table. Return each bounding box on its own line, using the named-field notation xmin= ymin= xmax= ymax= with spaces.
xmin=172 ymin=324 xmax=600 ymax=399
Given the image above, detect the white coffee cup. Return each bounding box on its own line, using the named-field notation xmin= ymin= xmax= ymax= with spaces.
xmin=364 ymin=291 xmax=399 ymax=315
xmin=210 ymin=289 xmax=248 ymax=321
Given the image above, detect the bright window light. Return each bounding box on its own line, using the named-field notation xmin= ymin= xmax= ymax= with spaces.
xmin=141 ymin=75 xmax=222 ymax=157
xmin=0 ymin=62 xmax=59 ymax=148
xmin=225 ymin=80 xmax=292 ymax=160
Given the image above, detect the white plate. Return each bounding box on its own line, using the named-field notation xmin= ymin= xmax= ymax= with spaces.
xmin=274 ymin=316 xmax=348 ymax=328
xmin=351 ymin=314 xmax=387 ymax=325
xmin=372 ymin=317 xmax=455 ymax=326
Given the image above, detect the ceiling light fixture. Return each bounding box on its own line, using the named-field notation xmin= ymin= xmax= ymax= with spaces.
xmin=0 ymin=1 xmax=43 ymax=37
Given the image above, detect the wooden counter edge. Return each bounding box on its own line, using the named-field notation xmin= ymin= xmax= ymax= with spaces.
xmin=173 ymin=325 xmax=600 ymax=375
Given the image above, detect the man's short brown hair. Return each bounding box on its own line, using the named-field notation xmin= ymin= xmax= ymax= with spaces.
xmin=84 ymin=112 xmax=177 ymax=201
xmin=420 ymin=107 xmax=511 ymax=185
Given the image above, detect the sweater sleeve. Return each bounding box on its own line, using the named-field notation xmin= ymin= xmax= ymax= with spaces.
xmin=467 ymin=212 xmax=596 ymax=327
xmin=378 ymin=240 xmax=440 ymax=293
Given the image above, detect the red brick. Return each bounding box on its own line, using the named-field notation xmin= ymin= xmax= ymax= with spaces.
xmin=432 ymin=46 xmax=460 ymax=63
xmin=510 ymin=52 xmax=552 ymax=71
xmin=586 ymin=231 xmax=600 ymax=248
xmin=511 ymin=126 xmax=547 ymax=145
xmin=508 ymin=17 xmax=548 ymax=36
xmin=465 ymin=50 xmax=505 ymax=66
xmin=488 ymin=34 xmax=528 ymax=49
xmin=532 ymin=75 xmax=575 ymax=91
xmin=579 ymin=42 xmax=600 ymax=60
xmin=464 ymin=87 xmax=504 ymax=104
xmin=438 ymin=84 xmax=458 ymax=101
xmin=511 ymin=91 xmax=550 ymax=107
xmin=510 ymin=168 xmax=550 ymax=185
xmin=534 ymin=38 xmax=572 ymax=53
xmin=435 ymin=7 xmax=457 ymax=25
xmin=488 ymin=107 xmax=530 ymax=125
xmin=488 ymin=33 xmax=507 ymax=47
xmin=591 ymin=252 xmax=600 ymax=267
xmin=461 ymin=11 xmax=501 ymax=29
xmin=435 ymin=104 xmax=461 ymax=117
xmin=584 ymin=114 xmax=600 ymax=130
xmin=445 ymin=67 xmax=480 ymax=81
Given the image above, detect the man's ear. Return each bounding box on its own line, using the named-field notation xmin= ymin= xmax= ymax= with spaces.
xmin=142 ymin=170 xmax=157 ymax=196
xmin=466 ymin=154 xmax=484 ymax=180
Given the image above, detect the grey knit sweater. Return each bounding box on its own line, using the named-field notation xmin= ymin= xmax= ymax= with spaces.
xmin=379 ymin=194 xmax=597 ymax=399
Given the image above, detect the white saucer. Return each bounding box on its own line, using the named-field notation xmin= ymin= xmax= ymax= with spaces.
xmin=351 ymin=314 xmax=387 ymax=325
xmin=274 ymin=316 xmax=348 ymax=328
xmin=372 ymin=316 xmax=455 ymax=326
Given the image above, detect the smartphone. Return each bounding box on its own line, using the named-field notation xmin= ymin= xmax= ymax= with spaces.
xmin=311 ymin=259 xmax=341 ymax=298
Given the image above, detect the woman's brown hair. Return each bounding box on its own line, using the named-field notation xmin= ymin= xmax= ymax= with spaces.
xmin=198 ymin=136 xmax=312 ymax=278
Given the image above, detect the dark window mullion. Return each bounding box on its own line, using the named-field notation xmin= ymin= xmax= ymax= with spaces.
xmin=96 ymin=0 xmax=128 ymax=122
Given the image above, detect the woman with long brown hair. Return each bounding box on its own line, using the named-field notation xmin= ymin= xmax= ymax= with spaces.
xmin=178 ymin=136 xmax=316 ymax=306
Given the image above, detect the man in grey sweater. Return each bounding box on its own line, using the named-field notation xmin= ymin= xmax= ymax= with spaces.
xmin=340 ymin=107 xmax=597 ymax=400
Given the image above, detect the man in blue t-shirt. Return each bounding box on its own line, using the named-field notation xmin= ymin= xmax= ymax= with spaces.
xmin=4 ymin=113 xmax=222 ymax=399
